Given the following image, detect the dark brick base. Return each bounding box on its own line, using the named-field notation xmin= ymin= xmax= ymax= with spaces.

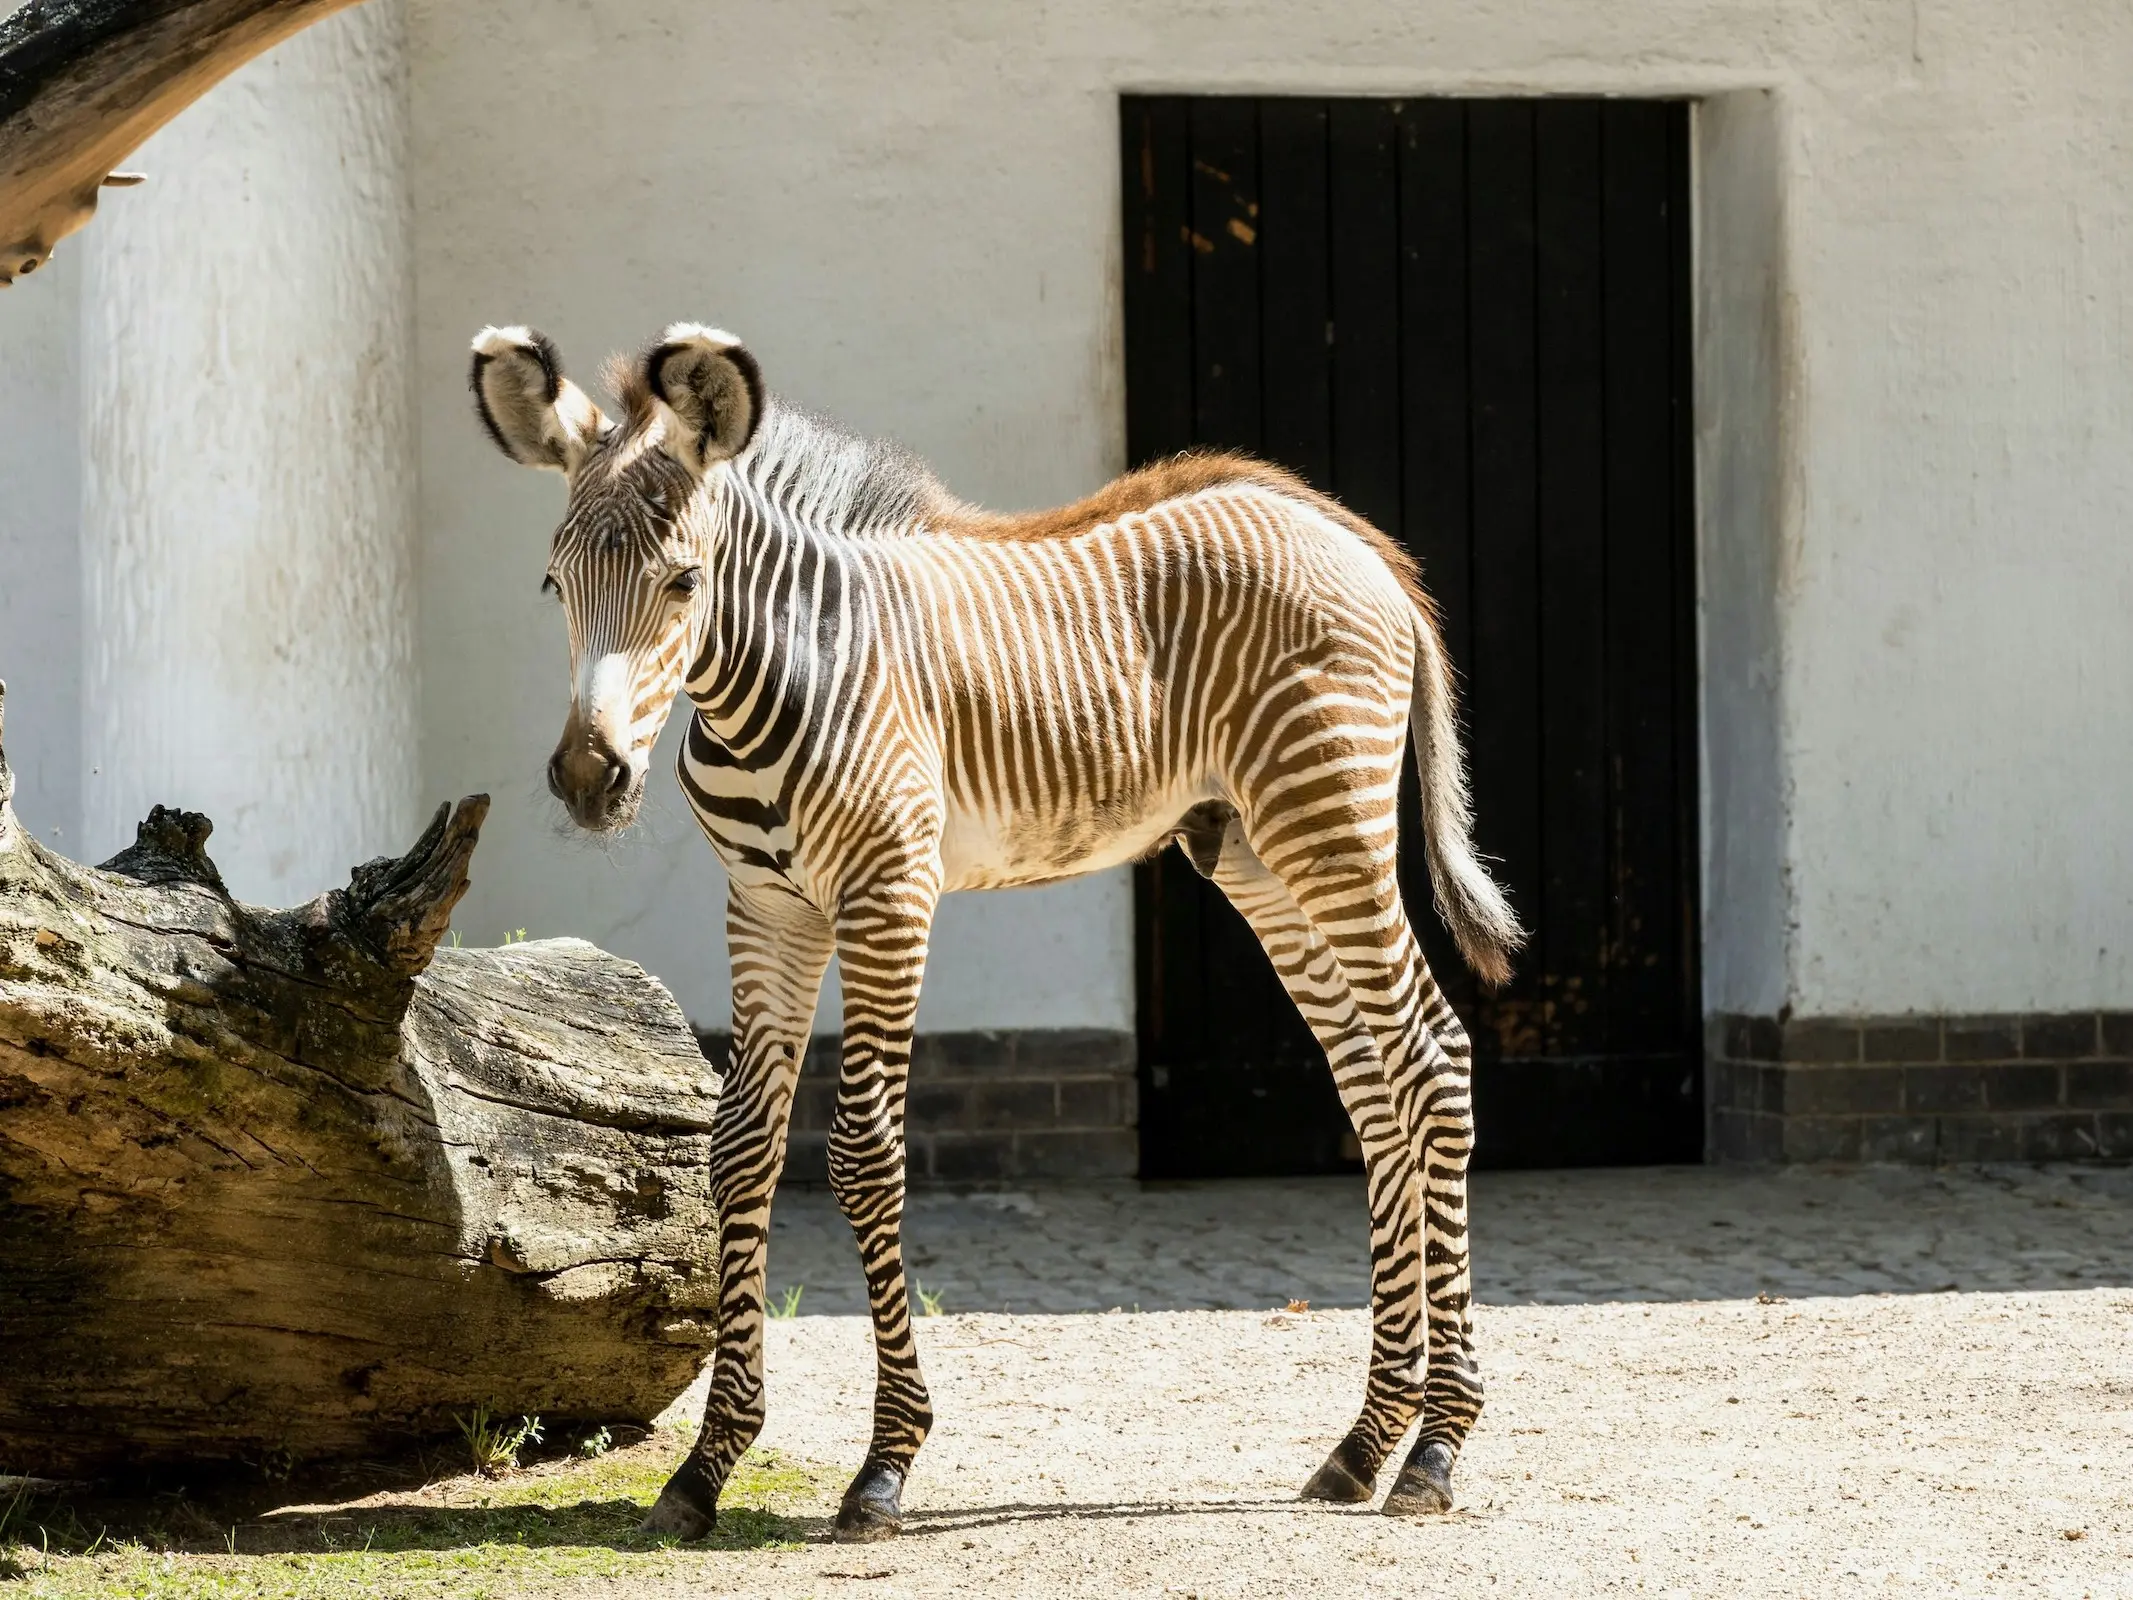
xmin=693 ymin=1028 xmax=1137 ymax=1181
xmin=1709 ymin=1012 xmax=2133 ymax=1163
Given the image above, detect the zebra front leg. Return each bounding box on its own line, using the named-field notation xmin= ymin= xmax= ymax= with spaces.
xmin=1201 ymin=824 xmax=1425 ymax=1503
xmin=642 ymin=886 xmax=834 ymax=1540
xmin=826 ymin=873 xmax=940 ymax=1541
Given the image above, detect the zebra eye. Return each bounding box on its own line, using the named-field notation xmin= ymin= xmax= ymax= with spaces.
xmin=667 ymin=568 xmax=702 ymax=597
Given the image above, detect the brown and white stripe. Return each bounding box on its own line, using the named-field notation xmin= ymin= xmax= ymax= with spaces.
xmin=470 ymin=321 xmax=1523 ymax=1542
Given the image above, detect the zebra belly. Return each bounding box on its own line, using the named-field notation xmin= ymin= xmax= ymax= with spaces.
xmin=938 ymin=791 xmax=1201 ymax=893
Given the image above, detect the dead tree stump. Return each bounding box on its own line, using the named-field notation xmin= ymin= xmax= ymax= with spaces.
xmin=0 ymin=683 xmax=721 ymax=1480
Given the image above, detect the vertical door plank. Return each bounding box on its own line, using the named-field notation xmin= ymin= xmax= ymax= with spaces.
xmin=1251 ymin=97 xmax=1348 ymax=1140
xmin=1666 ymin=105 xmax=1703 ymax=1059
xmin=1122 ymin=97 xmax=1203 ymax=1138
xmin=1121 ymin=97 xmax=1194 ymax=467
xmin=1600 ymin=99 xmax=1682 ymax=1059
xmin=1189 ymin=98 xmax=1263 ymax=452
xmin=1258 ymin=98 xmax=1332 ymax=490
xmin=1397 ymin=102 xmax=1475 ymax=692
xmin=1186 ymin=96 xmax=1263 ymax=1098
xmin=1329 ymin=99 xmax=1403 ymax=536
xmin=1463 ymin=100 xmax=1543 ymax=1051
xmin=1534 ymin=100 xmax=1609 ymax=1059
xmin=1395 ymin=98 xmax=1475 ymax=1005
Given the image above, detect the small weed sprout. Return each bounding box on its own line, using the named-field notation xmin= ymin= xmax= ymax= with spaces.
xmin=769 ymin=1284 xmax=804 ymax=1319
xmin=577 ymin=1426 xmax=614 ymax=1459
xmin=913 ymin=1278 xmax=944 ymax=1317
xmin=0 ymin=1481 xmax=30 ymax=1577
xmin=456 ymin=1407 xmax=544 ymax=1476
xmin=0 ymin=1480 xmax=27 ymax=1543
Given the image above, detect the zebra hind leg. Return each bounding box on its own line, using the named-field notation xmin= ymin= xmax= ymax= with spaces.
xmin=1380 ymin=1001 xmax=1480 ymax=1516
xmin=825 ymin=879 xmax=939 ymax=1541
xmin=1258 ymin=830 xmax=1482 ymax=1515
xmin=1201 ymin=823 xmax=1426 ymax=1504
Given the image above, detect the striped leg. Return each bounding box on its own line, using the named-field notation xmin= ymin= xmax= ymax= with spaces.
xmin=1199 ymin=823 xmax=1427 ymax=1502
xmin=827 ymin=869 xmax=940 ymax=1541
xmin=1379 ymin=983 xmax=1480 ymax=1514
xmin=1252 ymin=819 xmax=1483 ymax=1516
xmin=643 ymin=884 xmax=834 ymax=1540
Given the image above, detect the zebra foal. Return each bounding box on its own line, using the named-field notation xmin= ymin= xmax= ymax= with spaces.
xmin=469 ymin=321 xmax=1523 ymax=1541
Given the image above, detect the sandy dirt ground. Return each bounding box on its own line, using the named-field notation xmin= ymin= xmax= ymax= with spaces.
xmin=10 ymin=1167 xmax=2127 ymax=1598
xmin=597 ymin=1286 xmax=2133 ymax=1600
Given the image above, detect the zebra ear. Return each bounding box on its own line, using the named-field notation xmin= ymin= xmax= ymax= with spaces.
xmin=469 ymin=325 xmax=609 ymax=472
xmin=644 ymin=324 xmax=763 ymax=475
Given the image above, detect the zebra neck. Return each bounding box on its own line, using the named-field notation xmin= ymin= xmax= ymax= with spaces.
xmin=686 ymin=483 xmax=857 ymax=760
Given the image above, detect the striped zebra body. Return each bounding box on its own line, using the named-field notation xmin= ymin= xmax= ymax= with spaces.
xmin=470 ymin=323 xmax=1523 ymax=1541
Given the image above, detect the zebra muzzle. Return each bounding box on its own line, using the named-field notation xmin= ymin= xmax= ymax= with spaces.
xmin=548 ymin=738 xmax=637 ymax=829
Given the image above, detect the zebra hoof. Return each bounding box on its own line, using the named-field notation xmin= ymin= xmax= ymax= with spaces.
xmin=639 ymin=1461 xmax=718 ymax=1541
xmin=834 ymin=1464 xmax=905 ymax=1542
xmin=1381 ymin=1442 xmax=1455 ymax=1516
xmin=1300 ymin=1436 xmax=1378 ymax=1503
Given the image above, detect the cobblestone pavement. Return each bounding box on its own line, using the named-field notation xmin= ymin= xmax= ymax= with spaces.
xmin=766 ymin=1162 xmax=2133 ymax=1313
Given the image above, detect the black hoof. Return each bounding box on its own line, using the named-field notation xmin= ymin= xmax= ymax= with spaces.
xmin=1381 ymin=1441 xmax=1455 ymax=1516
xmin=834 ymin=1463 xmax=905 ymax=1542
xmin=1300 ymin=1435 xmax=1379 ymax=1503
xmin=640 ymin=1457 xmax=718 ymax=1540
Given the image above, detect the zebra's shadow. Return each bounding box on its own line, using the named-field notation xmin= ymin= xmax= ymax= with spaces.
xmin=894 ymin=1494 xmax=1376 ymax=1535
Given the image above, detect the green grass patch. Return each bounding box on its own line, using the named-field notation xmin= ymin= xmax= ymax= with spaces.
xmin=1 ymin=1441 xmax=827 ymax=1599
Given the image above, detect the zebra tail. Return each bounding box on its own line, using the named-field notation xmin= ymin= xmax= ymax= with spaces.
xmin=1408 ymin=607 xmax=1525 ymax=989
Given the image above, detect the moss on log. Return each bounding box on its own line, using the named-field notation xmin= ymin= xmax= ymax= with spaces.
xmin=0 ymin=683 xmax=721 ymax=1480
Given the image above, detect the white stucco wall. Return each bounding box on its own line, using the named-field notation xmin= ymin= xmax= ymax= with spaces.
xmin=77 ymin=2 xmax=421 ymax=905
xmin=1774 ymin=10 xmax=2133 ymax=1014
xmin=0 ymin=249 xmax=80 ymax=853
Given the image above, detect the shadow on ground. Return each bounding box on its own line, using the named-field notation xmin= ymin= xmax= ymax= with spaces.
xmin=0 ymin=1435 xmax=819 ymax=1576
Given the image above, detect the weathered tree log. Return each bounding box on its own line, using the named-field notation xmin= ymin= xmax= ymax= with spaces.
xmin=0 ymin=0 xmax=368 ymax=284
xmin=0 ymin=682 xmax=722 ymax=1480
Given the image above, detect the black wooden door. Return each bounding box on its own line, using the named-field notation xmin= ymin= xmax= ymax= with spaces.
xmin=1126 ymin=96 xmax=1699 ymax=1176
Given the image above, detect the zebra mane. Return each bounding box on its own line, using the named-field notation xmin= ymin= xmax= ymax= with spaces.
xmin=728 ymin=401 xmax=958 ymax=536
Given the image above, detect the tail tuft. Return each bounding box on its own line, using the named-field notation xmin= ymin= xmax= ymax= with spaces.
xmin=1408 ymin=610 xmax=1524 ymax=989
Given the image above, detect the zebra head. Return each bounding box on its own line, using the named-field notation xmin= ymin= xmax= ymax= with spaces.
xmin=469 ymin=323 xmax=764 ymax=831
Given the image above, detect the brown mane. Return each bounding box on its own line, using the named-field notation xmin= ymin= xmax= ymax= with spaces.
xmin=950 ymin=450 xmax=1438 ymax=627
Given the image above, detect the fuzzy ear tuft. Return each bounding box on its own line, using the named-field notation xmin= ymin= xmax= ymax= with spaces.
xmin=643 ymin=324 xmax=763 ymax=474
xmin=469 ymin=325 xmax=609 ymax=472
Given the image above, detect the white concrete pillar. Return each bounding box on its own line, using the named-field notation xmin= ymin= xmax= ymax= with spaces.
xmin=0 ymin=249 xmax=82 ymax=854
xmin=80 ymin=2 xmax=419 ymax=904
